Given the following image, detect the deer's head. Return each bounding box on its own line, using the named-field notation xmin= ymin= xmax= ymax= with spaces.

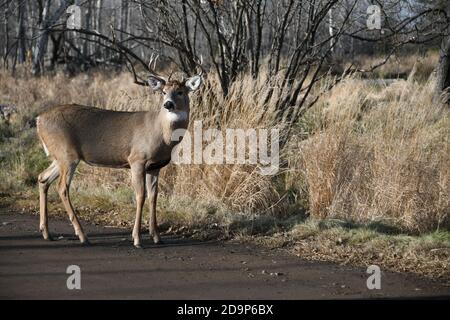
xmin=147 ymin=74 xmax=202 ymax=114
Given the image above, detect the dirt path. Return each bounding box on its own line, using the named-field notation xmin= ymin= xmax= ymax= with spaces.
xmin=0 ymin=209 xmax=449 ymax=299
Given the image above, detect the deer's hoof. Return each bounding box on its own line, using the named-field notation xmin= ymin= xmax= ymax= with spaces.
xmin=134 ymin=243 xmax=143 ymax=249
xmin=41 ymin=231 xmax=53 ymax=241
xmin=39 ymin=228 xmax=53 ymax=241
xmin=81 ymin=239 xmax=91 ymax=246
xmin=153 ymin=236 xmax=162 ymax=245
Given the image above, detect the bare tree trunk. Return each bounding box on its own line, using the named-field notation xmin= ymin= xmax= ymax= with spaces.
xmin=329 ymin=8 xmax=334 ymax=54
xmin=32 ymin=0 xmax=72 ymax=75
xmin=17 ymin=0 xmax=27 ymax=64
xmin=3 ymin=3 xmax=10 ymax=68
xmin=94 ymin=0 xmax=102 ymax=60
xmin=49 ymin=33 xmax=62 ymax=69
xmin=83 ymin=1 xmax=92 ymax=57
xmin=95 ymin=0 xmax=102 ymax=32
xmin=118 ymin=0 xmax=128 ymax=42
xmin=434 ymin=34 xmax=450 ymax=105
xmin=126 ymin=1 xmax=131 ymax=34
xmin=29 ymin=0 xmax=40 ymax=57
xmin=31 ymin=0 xmax=51 ymax=74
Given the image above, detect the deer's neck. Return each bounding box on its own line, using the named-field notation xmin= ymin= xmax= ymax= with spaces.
xmin=154 ymin=109 xmax=190 ymax=146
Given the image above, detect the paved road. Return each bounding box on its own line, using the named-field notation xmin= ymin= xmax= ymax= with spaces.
xmin=0 ymin=209 xmax=449 ymax=299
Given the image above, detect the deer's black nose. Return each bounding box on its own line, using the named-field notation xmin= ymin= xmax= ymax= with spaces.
xmin=164 ymin=101 xmax=175 ymax=110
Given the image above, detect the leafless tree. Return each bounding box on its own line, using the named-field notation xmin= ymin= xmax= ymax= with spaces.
xmin=16 ymin=0 xmax=26 ymax=64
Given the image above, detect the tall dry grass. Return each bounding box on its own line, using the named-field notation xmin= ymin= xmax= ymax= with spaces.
xmin=291 ymin=72 xmax=450 ymax=232
xmin=352 ymin=51 xmax=439 ymax=80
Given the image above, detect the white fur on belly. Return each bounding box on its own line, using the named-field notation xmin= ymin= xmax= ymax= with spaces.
xmin=166 ymin=110 xmax=188 ymax=123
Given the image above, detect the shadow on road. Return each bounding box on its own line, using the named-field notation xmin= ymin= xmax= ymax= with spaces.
xmin=0 ymin=230 xmax=220 ymax=250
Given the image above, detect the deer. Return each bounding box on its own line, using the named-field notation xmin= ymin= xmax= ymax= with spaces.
xmin=36 ymin=66 xmax=202 ymax=248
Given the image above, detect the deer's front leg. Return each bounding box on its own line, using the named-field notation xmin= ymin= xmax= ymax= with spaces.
xmin=146 ymin=169 xmax=160 ymax=244
xmin=131 ymin=162 xmax=146 ymax=248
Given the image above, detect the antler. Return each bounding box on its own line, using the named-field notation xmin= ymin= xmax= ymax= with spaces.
xmin=195 ymin=54 xmax=205 ymax=78
xmin=147 ymin=53 xmax=167 ymax=83
xmin=148 ymin=53 xmax=160 ymax=74
xmin=182 ymin=55 xmax=205 ymax=83
xmin=167 ymin=70 xmax=175 ymax=82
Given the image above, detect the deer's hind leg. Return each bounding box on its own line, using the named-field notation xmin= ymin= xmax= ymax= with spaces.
xmin=38 ymin=160 xmax=60 ymax=240
xmin=57 ymin=159 xmax=88 ymax=244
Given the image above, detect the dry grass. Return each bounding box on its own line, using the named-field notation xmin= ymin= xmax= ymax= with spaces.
xmin=352 ymin=51 xmax=439 ymax=81
xmin=291 ymin=74 xmax=450 ymax=232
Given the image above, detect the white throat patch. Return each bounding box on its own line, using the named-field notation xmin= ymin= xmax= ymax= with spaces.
xmin=165 ymin=110 xmax=188 ymax=123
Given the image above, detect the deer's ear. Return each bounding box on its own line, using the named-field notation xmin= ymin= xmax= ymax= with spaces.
xmin=185 ymin=75 xmax=203 ymax=92
xmin=148 ymin=75 xmax=165 ymax=91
